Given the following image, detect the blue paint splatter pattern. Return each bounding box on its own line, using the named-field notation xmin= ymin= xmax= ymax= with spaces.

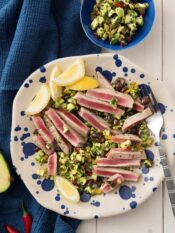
xmin=91 ymin=200 xmax=100 ymax=207
xmin=96 ymin=66 xmax=115 ymax=82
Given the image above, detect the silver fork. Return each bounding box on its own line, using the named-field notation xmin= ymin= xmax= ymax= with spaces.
xmin=139 ymin=84 xmax=175 ymax=216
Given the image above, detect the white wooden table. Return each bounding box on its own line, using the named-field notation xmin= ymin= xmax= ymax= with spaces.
xmin=78 ymin=1 xmax=175 ymax=232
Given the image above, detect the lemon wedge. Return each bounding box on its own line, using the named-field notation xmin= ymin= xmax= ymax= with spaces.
xmin=54 ymin=59 xmax=85 ymax=86
xmin=49 ymin=65 xmax=62 ymax=101
xmin=25 ymin=84 xmax=50 ymax=115
xmin=55 ymin=176 xmax=80 ymax=203
xmin=67 ymin=76 xmax=99 ymax=91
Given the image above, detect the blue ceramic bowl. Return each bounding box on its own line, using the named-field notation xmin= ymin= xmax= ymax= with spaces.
xmin=80 ymin=0 xmax=155 ymax=51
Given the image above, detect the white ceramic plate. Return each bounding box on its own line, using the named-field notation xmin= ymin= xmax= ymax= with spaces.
xmin=11 ymin=53 xmax=175 ymax=220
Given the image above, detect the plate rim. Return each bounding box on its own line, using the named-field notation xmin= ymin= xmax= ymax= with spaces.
xmin=10 ymin=53 xmax=168 ymax=220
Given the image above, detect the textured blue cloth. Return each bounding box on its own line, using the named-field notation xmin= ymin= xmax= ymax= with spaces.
xmin=0 ymin=0 xmax=100 ymax=232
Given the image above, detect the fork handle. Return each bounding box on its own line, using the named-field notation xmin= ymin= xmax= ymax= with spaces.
xmin=158 ymin=144 xmax=175 ymax=216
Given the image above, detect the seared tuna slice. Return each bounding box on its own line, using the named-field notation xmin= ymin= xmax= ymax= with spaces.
xmin=122 ymin=108 xmax=152 ymax=132
xmin=97 ymin=158 xmax=140 ymax=167
xmin=48 ymin=153 xmax=57 ymax=176
xmin=43 ymin=115 xmax=72 ymax=155
xmin=78 ymin=107 xmax=110 ymax=131
xmin=32 ymin=116 xmax=54 ymax=144
xmin=46 ymin=108 xmax=85 ymax=147
xmin=95 ymin=72 xmax=113 ymax=90
xmin=86 ymin=88 xmax=134 ymax=108
xmin=106 ymin=148 xmax=146 ymax=160
xmin=93 ymin=166 xmax=140 ymax=182
xmin=111 ymin=134 xmax=141 ymax=143
xmin=57 ymin=108 xmax=89 ymax=137
xmin=32 ymin=135 xmax=53 ymax=155
xmin=133 ymin=100 xmax=145 ymax=112
xmin=100 ymin=183 xmax=113 ymax=193
xmin=100 ymin=174 xmax=124 ymax=193
xmin=74 ymin=92 xmax=124 ymax=116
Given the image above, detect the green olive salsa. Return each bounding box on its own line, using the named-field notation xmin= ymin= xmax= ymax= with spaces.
xmin=91 ymin=0 xmax=149 ymax=46
xmin=34 ymin=77 xmax=153 ymax=195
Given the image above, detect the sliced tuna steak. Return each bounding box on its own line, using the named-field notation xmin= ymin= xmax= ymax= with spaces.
xmin=74 ymin=92 xmax=124 ymax=116
xmin=111 ymin=134 xmax=141 ymax=143
xmin=32 ymin=135 xmax=53 ymax=155
xmin=100 ymin=174 xmax=124 ymax=193
xmin=48 ymin=152 xmax=57 ymax=176
xmin=78 ymin=107 xmax=110 ymax=131
xmin=57 ymin=108 xmax=89 ymax=137
xmin=46 ymin=108 xmax=85 ymax=147
xmin=133 ymin=100 xmax=145 ymax=112
xmin=97 ymin=158 xmax=140 ymax=167
xmin=93 ymin=166 xmax=140 ymax=181
xmin=43 ymin=115 xmax=72 ymax=155
xmin=100 ymin=183 xmax=113 ymax=193
xmin=106 ymin=148 xmax=146 ymax=160
xmin=122 ymin=108 xmax=152 ymax=132
xmin=86 ymin=88 xmax=134 ymax=108
xmin=32 ymin=116 xmax=54 ymax=144
xmin=95 ymin=72 xmax=113 ymax=89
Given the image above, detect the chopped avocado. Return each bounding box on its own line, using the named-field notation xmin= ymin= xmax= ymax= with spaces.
xmin=78 ymin=177 xmax=87 ymax=185
xmin=136 ymin=15 xmax=144 ymax=26
xmin=67 ymin=103 xmax=76 ymax=112
xmin=97 ymin=16 xmax=104 ymax=25
xmin=91 ymin=0 xmax=149 ymax=46
xmin=125 ymin=14 xmax=133 ymax=24
xmin=0 ymin=152 xmax=10 ymax=193
xmin=115 ymin=7 xmax=124 ymax=18
xmin=121 ymin=0 xmax=131 ymax=4
xmin=108 ymin=9 xmax=115 ymax=17
xmin=134 ymin=3 xmax=149 ymax=15
xmin=127 ymin=9 xmax=138 ymax=17
xmin=96 ymin=27 xmax=105 ymax=38
xmin=127 ymin=23 xmax=137 ymax=32
xmin=111 ymin=16 xmax=120 ymax=26
xmin=91 ymin=18 xmax=98 ymax=30
xmin=120 ymin=140 xmax=131 ymax=149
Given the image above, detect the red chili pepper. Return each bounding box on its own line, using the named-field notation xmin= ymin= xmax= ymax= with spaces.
xmin=4 ymin=224 xmax=20 ymax=233
xmin=114 ymin=2 xmax=123 ymax=8
xmin=21 ymin=201 xmax=32 ymax=233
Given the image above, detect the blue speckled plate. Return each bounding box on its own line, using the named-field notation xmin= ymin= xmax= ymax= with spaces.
xmin=11 ymin=53 xmax=175 ymax=220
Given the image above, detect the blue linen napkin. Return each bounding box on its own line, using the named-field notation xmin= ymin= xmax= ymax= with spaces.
xmin=0 ymin=0 xmax=101 ymax=232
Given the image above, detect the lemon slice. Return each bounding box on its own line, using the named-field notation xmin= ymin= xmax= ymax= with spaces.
xmin=54 ymin=59 xmax=85 ymax=86
xmin=55 ymin=176 xmax=80 ymax=203
xmin=25 ymin=84 xmax=50 ymax=115
xmin=49 ymin=65 xmax=62 ymax=101
xmin=67 ymin=76 xmax=99 ymax=91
